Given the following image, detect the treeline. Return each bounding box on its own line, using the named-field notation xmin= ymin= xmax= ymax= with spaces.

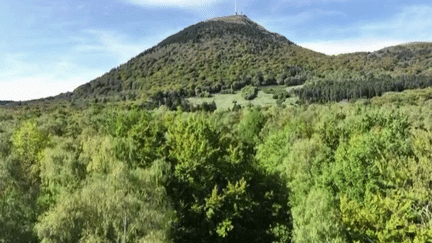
xmin=297 ymin=74 xmax=432 ymax=102
xmin=143 ymin=89 xmax=217 ymax=112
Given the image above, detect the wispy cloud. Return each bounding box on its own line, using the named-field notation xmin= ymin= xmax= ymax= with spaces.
xmin=0 ymin=52 xmax=105 ymax=101
xmin=0 ymin=74 xmax=102 ymax=101
xmin=123 ymin=0 xmax=222 ymax=8
xmin=299 ymin=38 xmax=406 ymax=55
xmin=297 ymin=4 xmax=432 ymax=54
xmin=265 ymin=8 xmax=344 ymax=26
xmin=0 ymin=27 xmax=177 ymax=101
xmin=279 ymin=0 xmax=349 ymax=7
xmin=81 ymin=29 xmax=151 ymax=64
xmin=256 ymin=8 xmax=345 ymax=39
xmin=358 ymin=5 xmax=432 ymax=40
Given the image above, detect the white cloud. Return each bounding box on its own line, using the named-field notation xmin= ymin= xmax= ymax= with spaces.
xmin=299 ymin=38 xmax=407 ymax=55
xmin=0 ymin=52 xmax=104 ymax=101
xmin=0 ymin=72 xmax=102 ymax=101
xmin=0 ymin=28 xmax=172 ymax=101
xmin=81 ymin=29 xmax=170 ymax=63
xmin=124 ymin=0 xmax=222 ymax=8
xmin=358 ymin=5 xmax=432 ymax=40
xmin=259 ymin=8 xmax=344 ymax=27
xmin=279 ymin=0 xmax=348 ymax=7
xmin=298 ymin=4 xmax=432 ymax=55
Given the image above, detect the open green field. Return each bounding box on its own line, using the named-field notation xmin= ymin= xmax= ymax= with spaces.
xmin=188 ymin=85 xmax=302 ymax=111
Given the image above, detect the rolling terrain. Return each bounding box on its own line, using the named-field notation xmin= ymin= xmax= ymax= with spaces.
xmin=2 ymin=15 xmax=432 ymax=243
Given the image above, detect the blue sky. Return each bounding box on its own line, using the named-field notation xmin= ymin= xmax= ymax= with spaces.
xmin=1 ymin=0 xmax=432 ymax=101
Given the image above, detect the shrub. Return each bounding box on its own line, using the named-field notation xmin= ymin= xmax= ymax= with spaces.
xmin=241 ymin=85 xmax=258 ymax=100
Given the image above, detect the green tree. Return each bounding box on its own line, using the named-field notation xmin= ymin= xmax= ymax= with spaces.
xmin=166 ymin=111 xmax=292 ymax=242
xmin=35 ymin=160 xmax=173 ymax=243
xmin=11 ymin=120 xmax=50 ymax=185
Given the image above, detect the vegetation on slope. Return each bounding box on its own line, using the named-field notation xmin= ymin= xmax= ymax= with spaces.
xmin=4 ymin=17 xmax=432 ymax=108
xmin=3 ymin=15 xmax=432 ymax=243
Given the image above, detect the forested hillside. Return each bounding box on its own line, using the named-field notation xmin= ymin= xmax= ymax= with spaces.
xmin=2 ymin=14 xmax=432 ymax=243
xmin=4 ymin=16 xmax=432 ymax=109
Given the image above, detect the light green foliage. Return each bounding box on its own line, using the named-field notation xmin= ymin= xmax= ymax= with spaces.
xmin=35 ymin=162 xmax=173 ymax=243
xmin=11 ymin=120 xmax=50 ymax=185
xmin=166 ymin=111 xmax=291 ymax=242
xmin=333 ymin=110 xmax=432 ymax=242
xmin=333 ymin=111 xmax=412 ymax=203
xmin=281 ymin=136 xmax=345 ymax=242
xmin=6 ymin=84 xmax=432 ymax=243
xmin=236 ymin=107 xmax=266 ymax=145
xmin=257 ymin=105 xmax=420 ymax=243
xmin=80 ymin=134 xmax=117 ymax=174
xmin=333 ymin=132 xmax=384 ymax=202
xmin=256 ymin=126 xmax=292 ymax=174
xmin=12 ymin=121 xmax=49 ymax=168
xmin=38 ymin=136 xmax=85 ymax=209
xmin=340 ymin=189 xmax=420 ymax=242
xmin=316 ymin=108 xmax=348 ymax=151
xmin=0 ymin=156 xmax=39 ymax=242
xmin=101 ymin=108 xmax=167 ymax=169
xmin=166 ymin=112 xmax=221 ymax=186
xmin=292 ymin=187 xmax=346 ymax=243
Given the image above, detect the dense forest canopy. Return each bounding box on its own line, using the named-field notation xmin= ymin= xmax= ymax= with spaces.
xmin=2 ymin=15 xmax=432 ymax=243
xmin=2 ymin=90 xmax=432 ymax=242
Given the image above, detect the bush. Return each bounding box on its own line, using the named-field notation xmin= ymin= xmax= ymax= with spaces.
xmin=220 ymin=89 xmax=234 ymax=94
xmin=241 ymin=85 xmax=258 ymax=100
xmin=198 ymin=91 xmax=212 ymax=98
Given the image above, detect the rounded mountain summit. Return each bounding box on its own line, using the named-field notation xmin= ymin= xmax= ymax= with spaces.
xmin=73 ymin=15 xmax=323 ymax=100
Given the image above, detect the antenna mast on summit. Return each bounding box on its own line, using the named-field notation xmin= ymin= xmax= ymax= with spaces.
xmin=235 ymin=0 xmax=237 ymax=15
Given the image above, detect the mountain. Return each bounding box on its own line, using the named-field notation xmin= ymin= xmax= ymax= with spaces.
xmin=3 ymin=16 xmax=432 ymax=105
xmin=72 ymin=15 xmax=432 ymax=103
xmin=72 ymin=15 xmax=326 ymax=101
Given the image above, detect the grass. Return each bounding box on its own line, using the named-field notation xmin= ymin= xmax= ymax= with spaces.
xmin=260 ymin=84 xmax=304 ymax=93
xmin=188 ymin=85 xmax=301 ymax=111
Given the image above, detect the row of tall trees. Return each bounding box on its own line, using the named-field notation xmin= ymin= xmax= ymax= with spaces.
xmin=297 ymin=74 xmax=432 ymax=102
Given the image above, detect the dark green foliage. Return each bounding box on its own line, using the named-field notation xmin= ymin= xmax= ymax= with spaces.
xmin=144 ymin=89 xmax=216 ymax=111
xmin=0 ymin=156 xmax=39 ymax=243
xmin=298 ymin=73 xmax=432 ymax=103
xmin=241 ymin=85 xmax=258 ymax=100
xmin=165 ymin=112 xmax=292 ymax=242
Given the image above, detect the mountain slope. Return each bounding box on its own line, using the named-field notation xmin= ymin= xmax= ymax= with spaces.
xmin=328 ymin=42 xmax=432 ymax=74
xmin=72 ymin=15 xmax=326 ymax=100
xmin=7 ymin=16 xmax=432 ymax=105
